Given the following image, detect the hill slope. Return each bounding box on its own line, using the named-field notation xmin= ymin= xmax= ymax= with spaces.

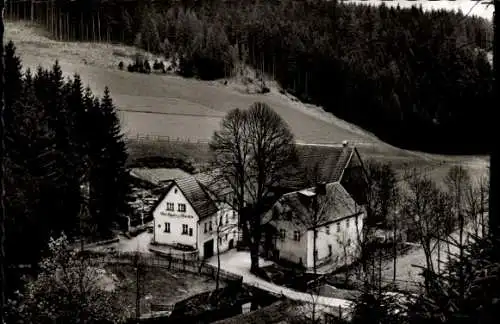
xmin=5 ymin=21 xmax=489 ymax=181
xmin=6 ymin=22 xmax=380 ymax=145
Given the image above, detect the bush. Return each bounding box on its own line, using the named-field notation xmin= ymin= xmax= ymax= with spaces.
xmin=118 ymin=61 xmax=124 ymax=70
xmin=153 ymin=59 xmax=164 ymax=71
xmin=127 ymin=63 xmax=135 ymax=72
xmin=128 ymin=155 xmax=196 ymax=173
xmin=143 ymin=60 xmax=151 ymax=74
xmin=260 ymin=86 xmax=270 ymax=94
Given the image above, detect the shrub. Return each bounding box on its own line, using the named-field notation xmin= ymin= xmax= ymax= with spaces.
xmin=143 ymin=60 xmax=151 ymax=74
xmin=118 ymin=61 xmax=124 ymax=70
xmin=260 ymin=86 xmax=270 ymax=94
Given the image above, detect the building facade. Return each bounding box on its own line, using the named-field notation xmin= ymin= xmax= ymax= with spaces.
xmin=151 ymin=176 xmax=238 ymax=259
xmin=269 ymin=182 xmax=365 ymax=271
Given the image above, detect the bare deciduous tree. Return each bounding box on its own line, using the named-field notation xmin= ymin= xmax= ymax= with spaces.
xmin=403 ymin=169 xmax=451 ymax=278
xmin=209 ymin=102 xmax=297 ymax=273
xmin=364 ymin=160 xmax=399 ymax=228
xmin=465 ymin=174 xmax=489 ymax=238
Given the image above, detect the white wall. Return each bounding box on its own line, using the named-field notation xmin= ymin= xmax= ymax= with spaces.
xmin=274 ymin=219 xmax=308 ymax=266
xmin=306 ymin=213 xmax=364 ymax=269
xmin=198 ymin=202 xmax=239 ymax=258
xmin=153 ymin=184 xmax=199 ymax=249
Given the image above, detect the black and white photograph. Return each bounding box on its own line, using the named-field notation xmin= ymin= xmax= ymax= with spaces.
xmin=0 ymin=0 xmax=497 ymax=323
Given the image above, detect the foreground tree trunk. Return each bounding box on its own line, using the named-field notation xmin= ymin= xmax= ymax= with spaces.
xmin=491 ymin=0 xmax=500 ymax=243
xmin=0 ymin=1 xmax=6 ymax=321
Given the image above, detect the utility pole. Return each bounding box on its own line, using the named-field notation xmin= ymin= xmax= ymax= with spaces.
xmin=0 ymin=1 xmax=7 ymax=323
xmin=392 ymin=211 xmax=397 ymax=283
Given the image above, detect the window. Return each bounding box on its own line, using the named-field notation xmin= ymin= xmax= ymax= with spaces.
xmin=164 ymin=222 xmax=170 ymax=233
xmin=182 ymin=224 xmax=188 ymax=235
xmin=204 ymin=222 xmax=208 ymax=233
xmin=189 ymin=228 xmax=193 ymax=236
xmin=225 ymin=214 xmax=228 ymax=224
xmin=225 ymin=234 xmax=228 ymax=241
xmin=166 ymin=203 xmax=174 ymax=211
xmin=293 ymin=230 xmax=300 ymax=242
xmin=326 ymin=226 xmax=330 ymax=235
xmin=337 ymin=222 xmax=341 ymax=233
xmin=328 ymin=244 xmax=332 ymax=256
xmin=346 ymin=219 xmax=350 ymax=229
xmin=209 ymin=221 xmax=213 ymax=231
xmin=219 ymin=237 xmax=222 ymax=245
xmin=232 ymin=210 xmax=236 ymax=219
xmin=280 ymin=229 xmax=286 ymax=241
xmin=219 ymin=215 xmax=223 ymax=225
xmin=178 ymin=203 xmax=186 ymax=212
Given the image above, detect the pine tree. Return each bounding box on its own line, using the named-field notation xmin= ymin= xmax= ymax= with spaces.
xmin=88 ymin=87 xmax=131 ymax=237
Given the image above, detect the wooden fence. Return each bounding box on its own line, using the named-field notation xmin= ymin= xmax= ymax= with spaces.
xmin=82 ymin=250 xmax=243 ymax=284
xmin=126 ymin=134 xmax=210 ymax=144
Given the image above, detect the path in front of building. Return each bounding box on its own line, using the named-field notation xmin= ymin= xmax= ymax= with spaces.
xmin=87 ymin=231 xmax=153 ymax=254
xmin=207 ymin=250 xmax=353 ymax=312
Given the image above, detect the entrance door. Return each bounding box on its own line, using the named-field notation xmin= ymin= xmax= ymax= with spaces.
xmin=203 ymin=239 xmax=214 ymax=259
xmin=228 ymin=239 xmax=234 ymax=249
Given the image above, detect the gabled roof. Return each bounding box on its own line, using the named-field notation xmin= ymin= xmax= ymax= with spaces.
xmin=194 ymin=169 xmax=233 ymax=200
xmin=269 ymin=182 xmax=361 ymax=229
xmin=152 ymin=176 xmax=219 ymax=220
xmin=275 ymin=145 xmax=357 ymax=190
xmin=130 ymin=168 xmax=191 ymax=186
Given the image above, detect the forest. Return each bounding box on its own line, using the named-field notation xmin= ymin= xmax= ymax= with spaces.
xmin=5 ymin=0 xmax=494 ymax=153
xmin=1 ymin=41 xmax=132 ymax=295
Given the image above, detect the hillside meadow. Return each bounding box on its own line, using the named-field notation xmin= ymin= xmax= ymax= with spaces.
xmin=5 ymin=21 xmax=489 ymax=185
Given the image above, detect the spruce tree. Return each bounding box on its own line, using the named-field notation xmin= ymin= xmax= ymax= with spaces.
xmin=88 ymin=87 xmax=131 ymax=237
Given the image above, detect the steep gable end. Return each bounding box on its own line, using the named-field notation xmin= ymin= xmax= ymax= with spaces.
xmin=175 ymin=176 xmax=219 ymax=219
xmin=151 ymin=177 xmax=219 ymax=220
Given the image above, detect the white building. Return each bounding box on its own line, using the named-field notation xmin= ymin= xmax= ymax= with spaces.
xmin=151 ymin=174 xmax=239 ymax=259
xmin=267 ymin=182 xmax=365 ymax=271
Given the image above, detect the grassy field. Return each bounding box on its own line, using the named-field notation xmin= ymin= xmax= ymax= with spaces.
xmin=5 ymin=21 xmax=489 ymax=181
xmin=6 ymin=21 xmax=377 ymax=145
xmin=104 ymin=263 xmax=222 ymax=316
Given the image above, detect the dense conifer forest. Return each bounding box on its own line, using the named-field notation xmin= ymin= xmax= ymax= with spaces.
xmin=2 ymin=41 xmax=132 ymax=295
xmin=5 ymin=0 xmax=493 ymax=152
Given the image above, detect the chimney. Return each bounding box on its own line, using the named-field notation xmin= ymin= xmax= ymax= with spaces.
xmin=342 ymin=140 xmax=348 ymax=147
xmin=316 ymin=182 xmax=327 ymax=195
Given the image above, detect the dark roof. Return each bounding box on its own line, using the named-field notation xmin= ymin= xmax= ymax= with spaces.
xmin=129 ymin=168 xmax=191 ymax=186
xmin=194 ymin=170 xmax=233 ymax=199
xmin=212 ymin=299 xmax=301 ymax=324
xmin=152 ymin=176 xmax=219 ymax=220
xmin=267 ymin=182 xmax=361 ymax=229
xmin=175 ymin=176 xmax=219 ymax=219
xmin=275 ymin=145 xmax=355 ymax=190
